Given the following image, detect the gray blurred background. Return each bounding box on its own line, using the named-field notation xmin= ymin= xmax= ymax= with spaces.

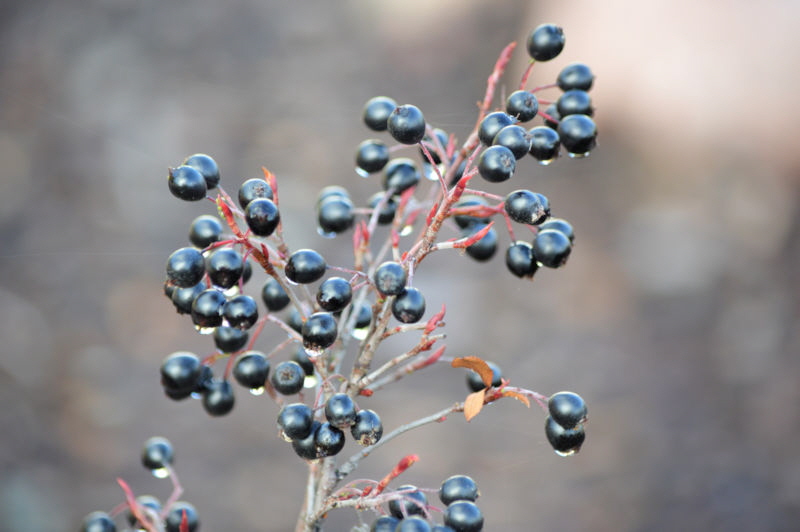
xmin=1 ymin=1 xmax=799 ymax=530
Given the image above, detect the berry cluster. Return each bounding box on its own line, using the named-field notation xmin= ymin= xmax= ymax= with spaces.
xmin=86 ymin=23 xmax=595 ymax=531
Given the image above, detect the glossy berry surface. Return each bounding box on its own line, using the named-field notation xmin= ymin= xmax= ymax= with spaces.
xmin=278 ymin=402 xmax=314 ymax=441
xmin=165 ymin=501 xmax=199 ymax=532
xmin=316 ymin=277 xmax=353 ymax=312
xmin=383 ymin=157 xmax=421 ymax=194
xmin=206 ymin=248 xmax=244 ymax=288
xmin=127 ymin=494 xmax=161 ymax=526
xmin=292 ymin=346 xmax=315 ymax=376
xmin=556 ymin=89 xmax=593 ymax=117
xmin=545 ymin=415 xmax=586 ymax=455
xmin=317 ymin=195 xmax=355 ymax=235
xmin=527 ymin=23 xmax=565 ymax=61
xmin=356 ymin=139 xmax=390 ymax=174
xmin=245 ymin=197 xmax=280 ymax=237
xmin=168 ymin=165 xmax=206 ymax=201
xmin=202 ymin=379 xmax=235 ymax=416
xmin=533 ymin=229 xmax=572 ymax=268
xmin=387 ymin=104 xmax=426 ymax=144
xmin=188 ymin=214 xmax=223 ymax=248
xmin=466 ymin=361 xmax=502 ymax=392
xmin=538 ymin=218 xmax=575 ymax=243
xmin=213 ymin=325 xmax=249 ymax=353
xmin=392 ymin=287 xmax=426 ymax=323
xmin=160 ymin=352 xmax=203 ymax=396
xmin=478 ymin=111 xmax=515 ymax=145
xmin=557 ymin=62 xmax=595 ymax=91
xmin=548 ymin=391 xmax=587 ymax=429
xmin=324 ymin=392 xmax=357 ymax=429
xmin=232 ymin=351 xmax=270 ymax=389
xmin=397 ymin=517 xmax=432 ymax=532
xmin=558 ymin=114 xmax=597 ymax=155
xmin=371 ymin=515 xmax=400 ymax=532
xmin=271 ymin=360 xmax=305 ymax=395
xmin=363 ymin=96 xmax=397 ymax=131
xmin=492 ymin=124 xmax=531 ymax=160
xmin=542 ymin=103 xmax=561 ymax=129
xmin=183 ymin=153 xmax=220 ymax=190
xmin=292 ymin=420 xmax=321 ymax=460
xmin=261 ymin=277 xmax=290 ymax=311
xmin=504 ymin=189 xmax=549 ymax=225
xmin=368 ymin=192 xmax=398 ymax=225
xmin=141 ymin=436 xmax=173 ymax=470
xmin=238 ymin=178 xmax=273 ymax=209
xmin=353 ymin=301 xmax=373 ymax=329
xmin=223 ymin=294 xmax=259 ymax=329
xmin=505 ymin=90 xmax=539 ymax=122
xmin=443 ymin=500 xmax=484 ymax=532
xmin=351 ymin=409 xmax=383 ymax=445
xmin=528 ymin=126 xmax=561 ymax=163
xmin=285 ymin=249 xmax=327 ymax=284
xmin=166 ymin=247 xmax=205 ymax=288
xmin=301 ymin=312 xmax=338 ymax=353
xmin=505 ymin=241 xmax=538 ymax=279
xmin=81 ymin=511 xmax=116 ymax=532
xmin=465 ymin=225 xmax=498 ymax=262
xmin=317 ymin=185 xmax=350 ymax=205
xmin=440 ymin=475 xmax=479 ymax=505
xmin=315 ymin=422 xmax=345 ymax=457
xmin=389 ymin=485 xmax=428 ymax=518
xmin=374 ymin=261 xmax=407 ymax=296
xmin=477 ymin=145 xmax=515 ymax=183
xmin=191 ymin=288 xmax=226 ymax=328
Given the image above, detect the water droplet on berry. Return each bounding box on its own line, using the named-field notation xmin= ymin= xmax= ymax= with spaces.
xmin=316 ymin=227 xmax=338 ymax=239
xmin=304 ymin=346 xmax=325 ymax=358
xmin=303 ymin=374 xmax=318 ymax=388
xmin=249 ymin=387 xmax=265 ymax=396
xmin=355 ymin=167 xmax=370 ymax=178
xmin=566 ymin=151 xmax=590 ymax=159
xmin=279 ymin=429 xmax=293 ymax=442
xmin=536 ymin=158 xmax=556 ymax=166
xmin=194 ymin=325 xmax=216 ymax=335
xmin=151 ymin=467 xmax=170 ymax=479
xmin=422 ymin=163 xmax=445 ymax=181
xmin=222 ymin=285 xmax=241 ymax=297
xmin=400 ymin=225 xmax=413 ymax=236
xmin=190 ymin=391 xmax=202 ymax=399
xmin=553 ymin=448 xmax=578 ymax=457
xmin=352 ymin=327 xmax=369 ymax=340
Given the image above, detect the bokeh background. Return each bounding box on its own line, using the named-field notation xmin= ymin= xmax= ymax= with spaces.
xmin=1 ymin=1 xmax=799 ymax=530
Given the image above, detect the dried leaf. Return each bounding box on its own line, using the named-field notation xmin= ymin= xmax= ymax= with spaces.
xmin=451 ymin=356 xmax=493 ymax=388
xmin=464 ymin=389 xmax=486 ymax=422
xmin=501 ymin=390 xmax=530 ymax=407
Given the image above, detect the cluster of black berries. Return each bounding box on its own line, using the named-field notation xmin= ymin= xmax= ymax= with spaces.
xmin=279 ymin=392 xmax=383 ymax=460
xmin=545 ymin=391 xmax=587 ymax=456
xmin=370 ymin=475 xmax=483 ymax=532
xmin=80 ymin=437 xmax=198 ymax=532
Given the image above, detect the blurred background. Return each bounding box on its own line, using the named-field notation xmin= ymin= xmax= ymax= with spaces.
xmin=1 ymin=1 xmax=798 ymax=530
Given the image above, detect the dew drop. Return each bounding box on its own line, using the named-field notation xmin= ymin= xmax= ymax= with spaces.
xmin=249 ymin=387 xmax=265 ymax=396
xmin=279 ymin=429 xmax=293 ymax=443
xmin=222 ymin=285 xmax=240 ymax=297
xmin=351 ymin=327 xmax=369 ymax=340
xmin=537 ymin=158 xmax=556 ymax=166
xmin=566 ymin=151 xmax=590 ymax=159
xmin=400 ymin=225 xmax=413 ymax=237
xmin=151 ymin=467 xmax=170 ymax=479
xmin=355 ymin=167 xmax=370 ymax=178
xmin=304 ymin=346 xmax=325 ymax=358
xmin=303 ymin=374 xmax=318 ymax=388
xmin=554 ymin=448 xmax=579 ymax=457
xmin=194 ymin=325 xmax=216 ymax=335
xmin=316 ymin=227 xmax=338 ymax=239
xmin=190 ymin=391 xmax=202 ymax=399
xmin=423 ymin=163 xmax=444 ymax=181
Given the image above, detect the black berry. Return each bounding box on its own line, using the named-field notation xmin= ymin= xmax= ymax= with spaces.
xmin=363 ymin=96 xmax=397 ymax=131
xmin=383 ymin=157 xmax=421 ymax=194
xmin=389 ymin=485 xmax=428 ymax=518
xmin=168 ymin=165 xmax=207 ymax=201
xmin=368 ymin=192 xmax=398 ymax=225
xmin=166 ymin=247 xmax=205 ymax=288
xmin=477 ymin=145 xmax=515 ymax=183
xmin=533 ymin=229 xmax=572 ymax=268
xmin=397 ymin=517 xmax=432 ymax=532
xmin=206 ymin=247 xmax=244 ymax=289
xmin=542 ymin=104 xmax=561 ymax=129
xmin=557 ymin=62 xmax=595 ymax=92
xmin=466 ymin=361 xmax=502 ymax=392
xmin=505 ymin=90 xmax=539 ymax=122
xmin=165 ymin=501 xmax=199 ymax=532
xmin=292 ymin=346 xmax=315 ymax=376
xmin=419 ymin=127 xmax=449 ymax=164
xmin=202 ymin=379 xmax=235 ymax=416
xmin=245 ymin=197 xmax=280 ymax=237
xmin=81 ymin=511 xmax=116 ymax=532
xmin=527 ymin=23 xmax=565 ymax=61
xmin=301 ymin=312 xmax=338 ymax=354
xmin=183 ymin=153 xmax=220 ymax=190
xmin=374 ymin=261 xmax=407 ymax=296
xmin=141 ymin=436 xmax=173 ymax=471
xmin=317 ymin=195 xmax=355 ymax=235
xmin=161 ymin=352 xmax=203 ymax=397
xmin=127 ymin=495 xmax=161 ymax=527
xmin=528 ymin=126 xmax=561 ymax=163
xmin=388 ymin=286 xmax=424 ymax=321
xmin=353 ymin=301 xmax=373 ymax=330
xmin=538 ymin=218 xmax=574 ymax=243
xmin=261 ymin=277 xmax=290 ymax=312
xmin=556 ymin=89 xmax=593 ymax=117
xmin=452 ymin=196 xmax=491 ymax=230
xmin=271 ymin=360 xmax=305 ymax=395
xmin=317 ymin=185 xmax=350 ymax=205
xmin=188 ymin=214 xmax=223 ymax=248
xmin=443 ymin=500 xmax=484 ymax=532
xmin=314 ymin=422 xmax=346 ymax=457
xmin=316 ymin=277 xmax=353 ymax=312
xmin=191 ymin=288 xmax=226 ymax=328
xmin=232 ymin=351 xmax=270 ymax=390
xmin=465 ymin=225 xmax=498 ymax=262
xmin=548 ymin=391 xmax=587 ymax=429
xmin=356 ymin=139 xmax=390 ymax=174
xmin=238 ymin=178 xmax=273 ymax=209
xmin=351 ymin=409 xmax=383 ymax=445
xmin=213 ymin=325 xmax=249 ymax=353
xmin=371 ymin=516 xmax=400 ymax=532
xmin=505 ymin=241 xmax=538 ymax=279
xmin=223 ymin=294 xmax=259 ymax=329
xmin=278 ymin=402 xmax=314 ymax=441
xmin=387 ymin=104 xmax=426 ymax=145
xmin=324 ymin=392 xmax=357 ymax=429
xmin=504 ymin=189 xmax=549 ymax=225
xmin=292 ymin=420 xmax=321 ymax=460
xmin=492 ymin=124 xmax=531 ymax=160
xmin=545 ymin=415 xmax=585 ymax=455
xmin=440 ymin=475 xmax=479 ymax=505
xmin=478 ymin=112 xmax=515 ymax=146
xmin=285 ymin=249 xmax=327 ymax=284
xmin=557 ymin=114 xmax=597 ymax=156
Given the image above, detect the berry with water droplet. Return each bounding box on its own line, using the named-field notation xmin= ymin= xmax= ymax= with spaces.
xmin=545 ymin=415 xmax=585 ymax=455
xmin=285 ymin=249 xmax=327 ymax=284
xmin=232 ymin=351 xmax=270 ymax=390
xmin=363 ymin=96 xmax=397 ymax=131
xmin=141 ymin=436 xmax=173 ymax=471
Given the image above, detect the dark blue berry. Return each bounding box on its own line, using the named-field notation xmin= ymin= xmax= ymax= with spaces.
xmin=545 ymin=415 xmax=585 ymax=455
xmin=493 ymin=125 xmax=531 ymax=160
xmin=202 ymin=379 xmax=235 ymax=416
xmin=261 ymin=277 xmax=290 ymax=311
xmin=538 ymin=218 xmax=574 ymax=243
xmin=232 ymin=351 xmax=270 ymax=390
xmin=533 ymin=229 xmax=572 ymax=268
xmin=324 ymin=392 xmax=357 ymax=429
xmin=557 ymin=114 xmax=597 ymax=156
xmin=161 ymin=352 xmax=203 ymax=396
xmin=387 ymin=104 xmax=426 ymax=145
xmin=81 ymin=511 xmax=116 ymax=532
xmin=389 ymin=485 xmax=428 ymax=518
xmin=353 ymin=301 xmax=373 ymax=330
xmin=397 ymin=517 xmax=432 ymax=532
xmin=317 ymin=195 xmax=355 ymax=235
xmin=356 ymin=139 xmax=390 ymax=174
xmin=440 ymin=475 xmax=479 ymax=505
xmin=223 ymin=294 xmax=259 ymax=329
xmin=548 ymin=391 xmax=587 ymax=429
xmin=505 ymin=90 xmax=539 ymax=122
xmin=527 ymin=23 xmax=565 ymax=61
xmin=165 ymin=501 xmax=199 ymax=532
xmin=238 ymin=178 xmax=273 ymax=209
xmin=374 ymin=261 xmax=407 ymax=296
xmin=557 ymin=62 xmax=594 ymax=91
xmin=213 ymin=325 xmax=249 ymax=353
xmin=477 ymin=145 xmax=515 ymax=183
xmin=317 ymin=185 xmax=350 ymax=204
xmin=285 ymin=249 xmax=327 ymax=284
xmin=183 ymin=153 xmax=220 ymax=190
xmin=505 ymin=241 xmax=538 ymax=279
xmin=465 ymin=225 xmax=498 ymax=262
xmin=166 ymin=247 xmax=205 ymax=288
xmin=271 ymin=360 xmax=305 ymax=395
xmin=206 ymin=248 xmax=244 ymax=289
xmin=189 ymin=214 xmax=223 ymax=249
xmin=351 ymin=409 xmax=383 ymax=445
xmin=504 ymin=190 xmax=549 ymax=225
xmin=191 ymin=288 xmax=226 ymax=328
xmin=168 ymin=165 xmax=207 ymax=201
xmin=452 ymin=196 xmax=490 ymax=230
xmin=287 ymin=309 xmax=304 ymax=333
xmin=443 ymin=500 xmax=484 ymax=532
xmin=528 ymin=126 xmax=561 ymax=163
xmin=363 ymin=96 xmax=397 ymax=131
xmin=556 ymin=89 xmax=593 ymax=117
xmin=245 ymin=197 xmax=280 ymax=237
xmin=142 ymin=436 xmax=173 ymax=470
xmin=302 ymin=312 xmax=338 ymax=353
xmin=466 ymin=361 xmax=502 ymax=392
xmin=278 ymin=402 xmax=314 ymax=441
xmin=292 ymin=346 xmax=315 ymax=376
xmin=292 ymin=420 xmax=321 ymax=460
xmin=368 ymin=192 xmax=398 ymax=225
xmin=315 ymin=422 xmax=345 ymax=457
xmin=371 ymin=515 xmax=400 ymax=532
xmin=478 ymin=111 xmax=515 ymax=146
xmin=383 ymin=158 xmax=421 ymax=194
xmin=542 ymin=104 xmax=561 ymax=129
xmin=316 ymin=277 xmax=353 ymax=312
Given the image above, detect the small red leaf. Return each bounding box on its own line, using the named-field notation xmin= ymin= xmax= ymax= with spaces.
xmin=501 ymin=390 xmax=531 ymax=407
xmin=464 ymin=389 xmax=486 ymax=422
xmin=451 ymin=356 xmax=493 ymax=388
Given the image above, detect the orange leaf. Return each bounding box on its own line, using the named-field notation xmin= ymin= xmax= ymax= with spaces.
xmin=501 ymin=390 xmax=530 ymax=407
xmin=464 ymin=389 xmax=486 ymax=422
xmin=451 ymin=356 xmax=493 ymax=388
